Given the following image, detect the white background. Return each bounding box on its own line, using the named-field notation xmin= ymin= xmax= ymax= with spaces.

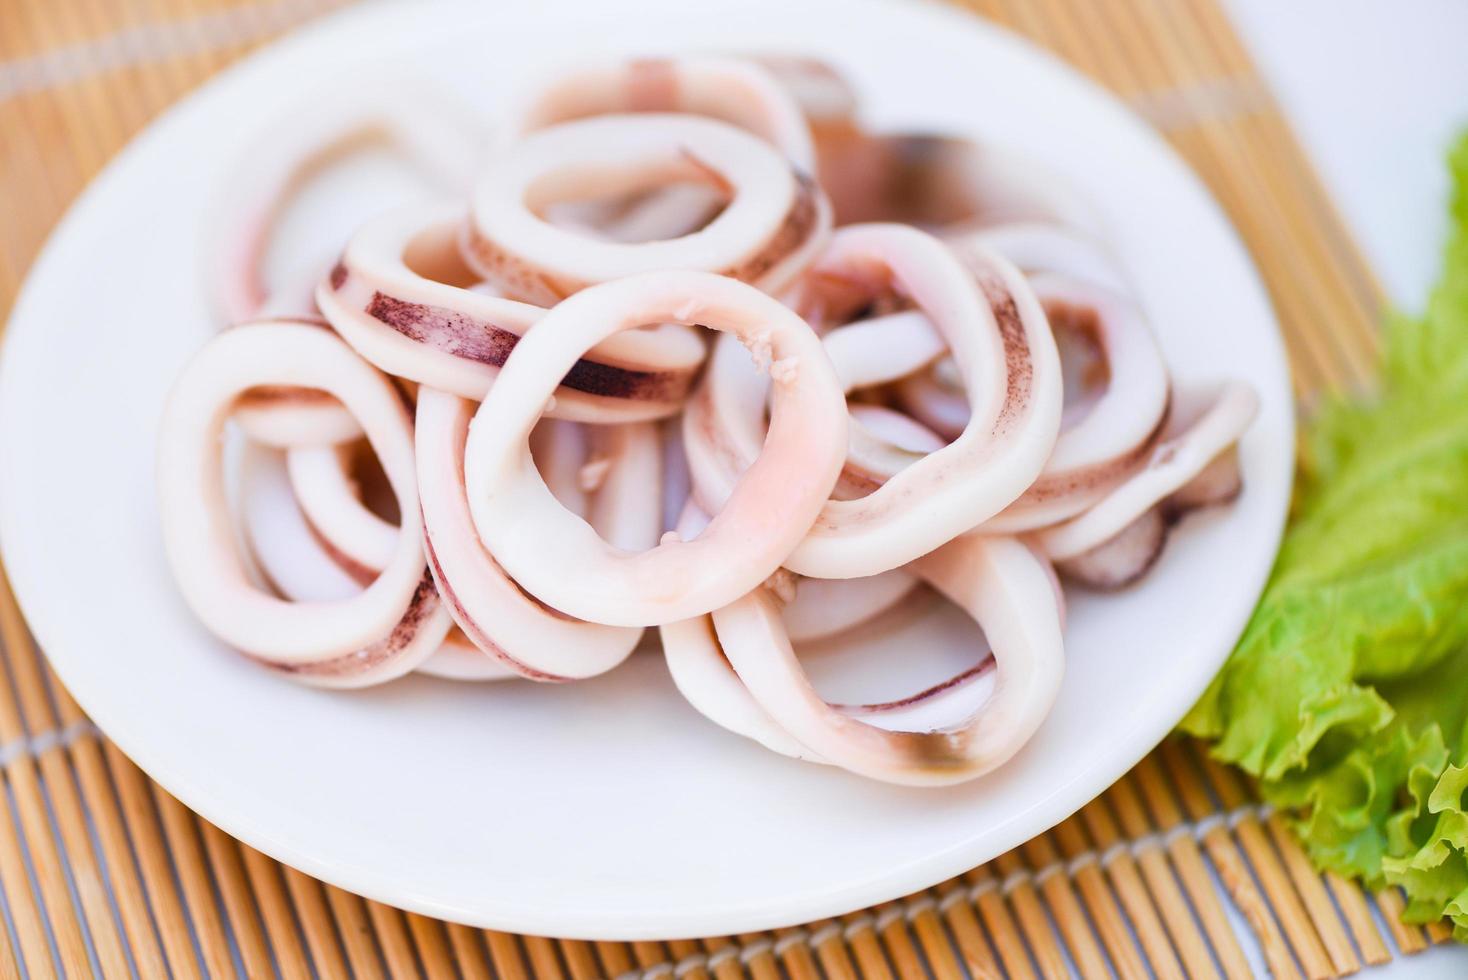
xmin=1224 ymin=1 xmax=1466 ymax=974
xmin=1227 ymin=0 xmax=1468 ymax=311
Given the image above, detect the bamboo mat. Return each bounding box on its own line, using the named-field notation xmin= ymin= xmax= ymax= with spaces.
xmin=0 ymin=0 xmax=1452 ymax=976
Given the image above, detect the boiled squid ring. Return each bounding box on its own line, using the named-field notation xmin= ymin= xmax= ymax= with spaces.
xmin=242 ymin=441 xmax=514 ymax=682
xmin=665 ymin=532 xmax=1063 ymax=786
xmin=462 ymin=271 xmax=848 ymax=627
xmin=983 ymin=271 xmax=1172 ymax=532
xmin=505 ymin=56 xmax=816 ymax=172
xmin=157 ymin=319 xmax=445 ymax=683
xmin=462 ymin=115 xmax=830 ymax=306
xmin=318 ymin=203 xmax=706 ymax=422
xmin=416 ymin=388 xmax=652 ymax=679
xmin=209 ymin=80 xmax=484 ymax=327
xmin=211 ymin=82 xmax=484 ymax=448
xmin=686 ymin=223 xmax=1062 ymax=579
xmin=1038 ymin=382 xmax=1259 ymax=588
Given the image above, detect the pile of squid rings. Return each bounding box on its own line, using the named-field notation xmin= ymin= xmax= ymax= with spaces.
xmin=158 ymin=56 xmax=1257 ymax=786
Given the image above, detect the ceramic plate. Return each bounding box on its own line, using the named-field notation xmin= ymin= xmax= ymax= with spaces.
xmin=0 ymin=0 xmax=1293 ymax=939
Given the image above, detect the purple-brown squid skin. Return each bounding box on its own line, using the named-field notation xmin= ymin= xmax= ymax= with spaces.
xmin=251 ymin=572 xmax=438 ymax=679
xmin=324 ymin=266 xmax=698 ymax=404
xmin=1054 ymin=436 xmax=1247 ymax=591
xmin=718 ymin=173 xmax=822 ymax=284
xmin=1054 ymin=508 xmax=1167 ymax=591
xmin=422 ymin=532 xmax=568 ymax=683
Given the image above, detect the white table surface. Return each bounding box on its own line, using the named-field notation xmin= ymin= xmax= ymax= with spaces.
xmin=1220 ymin=1 xmax=1467 ymax=974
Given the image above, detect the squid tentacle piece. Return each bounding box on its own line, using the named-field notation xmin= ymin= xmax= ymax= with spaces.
xmin=462 ymin=271 xmax=849 ymax=627
xmin=318 ymin=203 xmax=706 ymax=422
xmin=462 ymin=115 xmax=831 ymax=306
xmin=158 ymin=319 xmax=446 ymax=686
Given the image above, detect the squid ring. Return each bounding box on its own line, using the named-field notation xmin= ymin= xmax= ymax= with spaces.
xmin=954 ymin=223 xmax=1129 ymax=291
xmin=289 ymin=416 xmax=663 ymax=679
xmin=157 ymin=319 xmax=442 ymax=680
xmin=462 ymin=271 xmax=848 ymax=627
xmin=1038 ymin=382 xmax=1259 ymax=562
xmin=212 ymin=83 xmax=484 ymax=449
xmin=505 ymin=56 xmax=817 ymax=171
xmin=416 ymin=388 xmax=651 ymax=679
xmin=983 ymin=272 xmax=1172 ymax=532
xmin=462 ymin=115 xmax=830 ymax=306
xmin=318 ymin=203 xmax=706 ymax=422
xmin=242 ymin=442 xmax=514 ymax=682
xmin=209 ymin=81 xmax=484 ymax=327
xmin=688 ymin=224 xmax=1062 ymax=579
xmin=666 ymin=532 xmax=1062 ymax=786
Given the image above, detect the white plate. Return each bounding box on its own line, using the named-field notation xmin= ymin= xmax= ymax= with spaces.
xmin=0 ymin=0 xmax=1293 ymax=940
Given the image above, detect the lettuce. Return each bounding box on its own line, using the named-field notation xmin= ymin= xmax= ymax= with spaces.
xmin=1181 ymin=133 xmax=1468 ymax=936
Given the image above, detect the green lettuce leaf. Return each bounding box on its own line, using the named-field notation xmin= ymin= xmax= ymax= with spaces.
xmin=1181 ymin=132 xmax=1468 ymax=936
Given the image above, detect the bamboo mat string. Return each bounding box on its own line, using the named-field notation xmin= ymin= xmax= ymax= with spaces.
xmin=46 ymin=685 xmax=171 ymax=979
xmin=700 ymin=936 xmax=744 ymax=980
xmin=0 ymin=646 xmax=130 ymax=980
xmin=989 ymin=852 xmax=1069 ymax=979
xmin=932 ymin=879 xmax=999 ymax=978
xmin=0 ymin=593 xmax=94 ymax=979
xmin=1046 ymin=817 xmax=1146 ymax=978
xmin=152 ymin=785 xmax=244 ymax=978
xmin=903 ymin=893 xmax=967 ymax=980
xmin=1179 ymin=0 xmax=1385 ymax=335
xmin=681 ymin=937 xmax=719 ymax=980
xmin=1137 ymin=0 xmax=1377 ymax=387
xmin=962 ymin=867 xmax=1040 ymax=978
xmin=1158 ymin=741 xmax=1301 ymax=979
xmin=1076 ymin=797 xmax=1185 ymax=978
xmin=839 ymin=912 xmax=898 ymax=980
xmin=1130 ymin=752 xmax=1254 ymax=980
xmin=99 ymin=740 xmax=206 ymax=978
xmin=1103 ymin=776 xmax=1220 ymax=979
xmin=735 ymin=930 xmax=781 ymax=980
xmin=0 ymin=741 xmax=56 ymax=977
xmin=1088 ymin=0 xmax=1349 ymax=394
xmin=1016 ymin=834 xmax=1109 ymax=978
xmin=1191 ymin=747 xmax=1336 ymax=977
xmin=809 ymin=918 xmax=861 ymax=980
xmin=871 ymin=900 xmax=928 ymax=979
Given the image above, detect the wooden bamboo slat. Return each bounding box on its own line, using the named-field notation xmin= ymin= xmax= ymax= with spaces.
xmin=0 ymin=0 xmax=1456 ymax=976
